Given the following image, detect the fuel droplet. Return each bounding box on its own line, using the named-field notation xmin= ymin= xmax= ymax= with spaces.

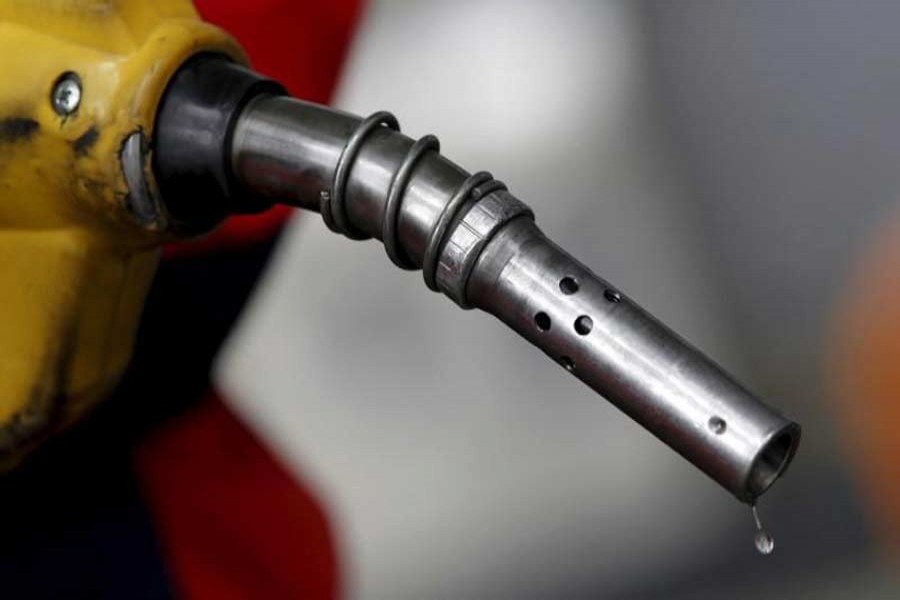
xmin=754 ymin=530 xmax=775 ymax=555
xmin=751 ymin=504 xmax=775 ymax=555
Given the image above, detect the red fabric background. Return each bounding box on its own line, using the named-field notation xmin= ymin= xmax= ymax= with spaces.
xmin=136 ymin=2 xmax=364 ymax=598
xmin=137 ymin=394 xmax=340 ymax=599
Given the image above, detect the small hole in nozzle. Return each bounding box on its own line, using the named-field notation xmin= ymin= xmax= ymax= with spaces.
xmin=708 ymin=416 xmax=727 ymax=434
xmin=535 ymin=312 xmax=551 ymax=331
xmin=559 ymin=277 xmax=579 ymax=295
xmin=560 ymin=356 xmax=575 ymax=372
xmin=604 ymin=289 xmax=621 ymax=303
xmin=574 ymin=315 xmax=593 ymax=336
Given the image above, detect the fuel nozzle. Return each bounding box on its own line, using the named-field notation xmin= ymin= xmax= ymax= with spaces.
xmin=154 ymin=56 xmax=800 ymax=504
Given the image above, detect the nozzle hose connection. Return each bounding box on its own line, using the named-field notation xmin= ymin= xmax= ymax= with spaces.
xmin=154 ymin=57 xmax=801 ymax=503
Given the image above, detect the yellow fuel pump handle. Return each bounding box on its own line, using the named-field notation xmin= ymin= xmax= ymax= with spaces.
xmin=0 ymin=0 xmax=242 ymax=465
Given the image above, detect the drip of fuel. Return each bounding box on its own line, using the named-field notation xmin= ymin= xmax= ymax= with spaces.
xmin=751 ymin=504 xmax=775 ymax=555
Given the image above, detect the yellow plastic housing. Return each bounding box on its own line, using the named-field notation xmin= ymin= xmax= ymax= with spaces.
xmin=0 ymin=0 xmax=244 ymax=465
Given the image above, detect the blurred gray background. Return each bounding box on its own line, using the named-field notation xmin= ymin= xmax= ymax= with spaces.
xmin=217 ymin=1 xmax=900 ymax=597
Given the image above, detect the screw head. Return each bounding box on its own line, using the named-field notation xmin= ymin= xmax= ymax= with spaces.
xmin=51 ymin=73 xmax=82 ymax=116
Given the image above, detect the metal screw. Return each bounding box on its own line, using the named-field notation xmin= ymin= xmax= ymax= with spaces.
xmin=51 ymin=73 xmax=82 ymax=116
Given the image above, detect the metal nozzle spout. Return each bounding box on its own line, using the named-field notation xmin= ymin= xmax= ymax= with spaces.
xmin=466 ymin=217 xmax=801 ymax=502
xmin=153 ymin=57 xmax=801 ymax=503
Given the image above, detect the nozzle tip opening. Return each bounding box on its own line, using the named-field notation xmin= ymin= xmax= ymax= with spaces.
xmin=746 ymin=423 xmax=801 ymax=501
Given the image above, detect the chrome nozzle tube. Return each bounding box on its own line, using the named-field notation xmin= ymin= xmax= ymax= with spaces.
xmin=229 ymin=95 xmax=800 ymax=503
xmin=467 ymin=218 xmax=800 ymax=502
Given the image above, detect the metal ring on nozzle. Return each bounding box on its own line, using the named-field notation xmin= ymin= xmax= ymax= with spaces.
xmin=323 ymin=110 xmax=400 ymax=239
xmin=321 ymin=110 xmax=508 ymax=288
xmin=384 ymin=134 xmax=441 ymax=269
xmin=422 ymin=171 xmax=495 ymax=291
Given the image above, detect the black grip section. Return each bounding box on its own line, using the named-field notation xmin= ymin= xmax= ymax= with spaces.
xmin=153 ymin=54 xmax=286 ymax=230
